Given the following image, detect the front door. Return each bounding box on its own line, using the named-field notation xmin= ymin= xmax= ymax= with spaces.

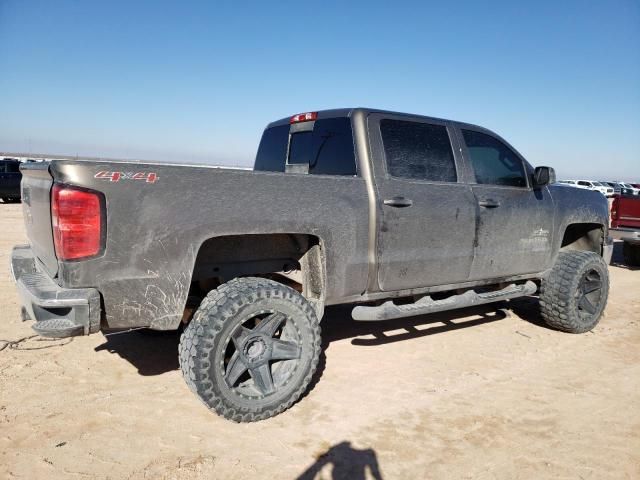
xmin=368 ymin=114 xmax=477 ymax=291
xmin=456 ymin=127 xmax=556 ymax=279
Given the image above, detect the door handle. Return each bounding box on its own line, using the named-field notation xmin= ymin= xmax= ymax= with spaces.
xmin=383 ymin=196 xmax=413 ymax=208
xmin=478 ymin=199 xmax=501 ymax=208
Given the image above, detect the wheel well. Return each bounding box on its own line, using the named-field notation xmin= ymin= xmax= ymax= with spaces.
xmin=189 ymin=233 xmax=325 ymax=313
xmin=560 ymin=223 xmax=604 ymax=254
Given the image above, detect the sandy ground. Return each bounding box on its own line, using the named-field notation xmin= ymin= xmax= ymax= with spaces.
xmin=0 ymin=202 xmax=639 ymax=480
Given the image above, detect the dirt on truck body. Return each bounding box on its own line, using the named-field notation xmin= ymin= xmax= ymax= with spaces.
xmin=12 ymin=107 xmax=613 ymax=421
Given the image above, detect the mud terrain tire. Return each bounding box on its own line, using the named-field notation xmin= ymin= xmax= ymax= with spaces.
xmin=540 ymin=251 xmax=609 ymax=333
xmin=179 ymin=277 xmax=321 ymax=422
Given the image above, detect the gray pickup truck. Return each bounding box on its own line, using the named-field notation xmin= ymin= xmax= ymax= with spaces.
xmin=11 ymin=108 xmax=613 ymax=422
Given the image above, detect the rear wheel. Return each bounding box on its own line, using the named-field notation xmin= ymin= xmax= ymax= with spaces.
xmin=623 ymin=242 xmax=640 ymax=266
xmin=179 ymin=277 xmax=321 ymax=422
xmin=540 ymin=251 xmax=609 ymax=333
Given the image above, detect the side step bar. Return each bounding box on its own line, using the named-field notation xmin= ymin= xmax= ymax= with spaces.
xmin=351 ymin=281 xmax=537 ymax=321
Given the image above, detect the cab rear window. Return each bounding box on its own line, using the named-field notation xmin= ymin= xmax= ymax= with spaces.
xmin=254 ymin=118 xmax=357 ymax=176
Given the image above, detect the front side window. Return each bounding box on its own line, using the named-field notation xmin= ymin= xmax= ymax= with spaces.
xmin=380 ymin=119 xmax=457 ymax=182
xmin=461 ymin=129 xmax=527 ymax=187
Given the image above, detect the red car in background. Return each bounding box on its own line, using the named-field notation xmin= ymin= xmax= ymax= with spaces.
xmin=611 ymin=194 xmax=640 ymax=265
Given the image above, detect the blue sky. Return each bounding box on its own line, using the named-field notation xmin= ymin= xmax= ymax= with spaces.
xmin=1 ymin=0 xmax=638 ymax=180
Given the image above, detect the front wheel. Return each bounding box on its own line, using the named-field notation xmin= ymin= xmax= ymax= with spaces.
xmin=539 ymin=251 xmax=609 ymax=333
xmin=179 ymin=277 xmax=321 ymax=422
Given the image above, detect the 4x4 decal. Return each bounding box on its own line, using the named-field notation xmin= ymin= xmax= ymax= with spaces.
xmin=94 ymin=171 xmax=158 ymax=183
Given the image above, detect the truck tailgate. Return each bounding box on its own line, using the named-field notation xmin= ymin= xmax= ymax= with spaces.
xmin=612 ymin=195 xmax=640 ymax=229
xmin=20 ymin=162 xmax=58 ymax=277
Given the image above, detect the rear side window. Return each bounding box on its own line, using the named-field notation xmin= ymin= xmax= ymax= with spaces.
xmin=6 ymin=161 xmax=20 ymax=173
xmin=461 ymin=129 xmax=527 ymax=187
xmin=254 ymin=125 xmax=290 ymax=172
xmin=380 ymin=119 xmax=457 ymax=182
xmin=254 ymin=118 xmax=357 ymax=176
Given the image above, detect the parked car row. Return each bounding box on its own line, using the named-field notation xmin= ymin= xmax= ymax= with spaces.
xmin=558 ymin=179 xmax=639 ymax=197
xmin=611 ymin=181 xmax=640 ymax=195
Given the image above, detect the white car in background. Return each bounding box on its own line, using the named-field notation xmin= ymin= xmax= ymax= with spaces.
xmin=616 ymin=182 xmax=640 ymax=195
xmin=558 ymin=180 xmax=614 ymax=196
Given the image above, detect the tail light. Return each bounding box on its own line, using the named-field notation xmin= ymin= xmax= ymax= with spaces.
xmin=51 ymin=184 xmax=104 ymax=260
xmin=610 ymin=195 xmax=619 ymax=227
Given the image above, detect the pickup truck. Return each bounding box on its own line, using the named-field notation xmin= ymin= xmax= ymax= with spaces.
xmin=11 ymin=108 xmax=614 ymax=422
xmin=0 ymin=158 xmax=22 ymax=203
xmin=610 ymin=193 xmax=640 ymax=265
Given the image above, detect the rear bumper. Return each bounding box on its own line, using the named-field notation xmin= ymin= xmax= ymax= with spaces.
xmin=610 ymin=228 xmax=640 ymax=245
xmin=10 ymin=245 xmax=101 ymax=337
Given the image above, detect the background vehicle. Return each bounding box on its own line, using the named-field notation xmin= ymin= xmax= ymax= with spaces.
xmin=603 ymin=181 xmax=635 ymax=196
xmin=572 ymin=180 xmax=614 ymax=196
xmin=617 ymin=182 xmax=639 ymax=195
xmin=591 ymin=181 xmax=615 ymax=196
xmin=558 ymin=180 xmax=579 ymax=186
xmin=0 ymin=158 xmax=22 ymax=203
xmin=559 ymin=180 xmax=613 ymax=196
xmin=610 ymin=194 xmax=640 ymax=265
xmin=601 ymin=181 xmax=622 ymax=195
xmin=11 ymin=108 xmax=613 ymax=422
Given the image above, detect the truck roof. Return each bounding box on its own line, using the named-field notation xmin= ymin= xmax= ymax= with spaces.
xmin=266 ymin=107 xmax=491 ymax=134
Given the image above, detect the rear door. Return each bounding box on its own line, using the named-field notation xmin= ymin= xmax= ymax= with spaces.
xmin=456 ymin=127 xmax=555 ymax=279
xmin=368 ymin=114 xmax=476 ymax=291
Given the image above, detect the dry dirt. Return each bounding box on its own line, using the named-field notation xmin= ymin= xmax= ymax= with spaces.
xmin=0 ymin=202 xmax=639 ymax=480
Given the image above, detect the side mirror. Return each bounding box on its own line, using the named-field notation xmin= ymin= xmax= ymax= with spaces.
xmin=533 ymin=166 xmax=555 ymax=187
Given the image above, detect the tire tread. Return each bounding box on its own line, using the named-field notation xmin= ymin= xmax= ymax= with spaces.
xmin=539 ymin=250 xmax=609 ymax=333
xmin=178 ymin=277 xmax=321 ymax=422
